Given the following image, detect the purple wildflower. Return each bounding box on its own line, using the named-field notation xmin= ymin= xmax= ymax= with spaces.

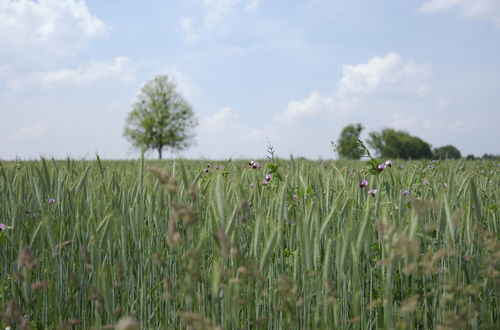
xmin=291 ymin=193 xmax=298 ymax=199
xmin=48 ymin=198 xmax=56 ymax=204
xmin=262 ymin=173 xmax=273 ymax=185
xmin=359 ymin=179 xmax=368 ymax=188
xmin=249 ymin=160 xmax=260 ymax=169
xmin=402 ymin=190 xmax=410 ymax=196
xmin=377 ymin=163 xmax=386 ymax=172
xmin=368 ymin=189 xmax=378 ymax=197
xmin=385 ymin=160 xmax=393 ymax=167
xmin=443 ymin=183 xmax=448 ymax=188
xmin=0 ymin=223 xmax=6 ymax=231
xmin=214 ymin=165 xmax=219 ymax=170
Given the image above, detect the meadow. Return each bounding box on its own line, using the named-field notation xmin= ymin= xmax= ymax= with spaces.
xmin=0 ymin=157 xmax=498 ymax=329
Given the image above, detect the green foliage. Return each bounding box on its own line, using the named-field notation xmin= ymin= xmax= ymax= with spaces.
xmin=368 ymin=128 xmax=433 ymax=159
xmin=434 ymin=145 xmax=462 ymax=159
xmin=337 ymin=123 xmax=364 ymax=159
xmin=124 ymin=75 xmax=197 ymax=159
xmin=0 ymin=158 xmax=499 ymax=329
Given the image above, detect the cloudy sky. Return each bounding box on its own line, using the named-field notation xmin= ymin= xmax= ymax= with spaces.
xmin=1 ymin=0 xmax=499 ymax=160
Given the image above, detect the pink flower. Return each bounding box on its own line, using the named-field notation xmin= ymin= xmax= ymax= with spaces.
xmin=402 ymin=190 xmax=410 ymax=196
xmin=385 ymin=160 xmax=393 ymax=167
xmin=262 ymin=173 xmax=273 ymax=185
xmin=377 ymin=163 xmax=386 ymax=172
xmin=48 ymin=198 xmax=56 ymax=204
xmin=0 ymin=223 xmax=7 ymax=231
xmin=249 ymin=161 xmax=261 ymax=169
xmin=359 ymin=179 xmax=368 ymax=188
xmin=368 ymin=189 xmax=378 ymax=197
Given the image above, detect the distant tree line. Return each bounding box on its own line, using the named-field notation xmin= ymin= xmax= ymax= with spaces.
xmin=336 ymin=123 xmax=498 ymax=160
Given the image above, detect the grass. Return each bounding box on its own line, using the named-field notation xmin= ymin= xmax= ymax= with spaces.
xmin=0 ymin=157 xmax=499 ymax=329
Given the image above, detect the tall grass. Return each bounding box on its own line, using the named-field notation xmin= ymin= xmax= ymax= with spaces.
xmin=0 ymin=157 xmax=498 ymax=329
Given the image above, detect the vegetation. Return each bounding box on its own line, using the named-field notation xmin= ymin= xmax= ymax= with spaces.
xmin=0 ymin=157 xmax=499 ymax=329
xmin=434 ymin=145 xmax=462 ymax=160
xmin=336 ymin=124 xmax=364 ymax=159
xmin=124 ymin=75 xmax=198 ymax=160
xmin=368 ymin=128 xmax=433 ymax=160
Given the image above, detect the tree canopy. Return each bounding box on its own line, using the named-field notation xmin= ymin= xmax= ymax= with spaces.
xmin=124 ymin=75 xmax=197 ymax=159
xmin=434 ymin=145 xmax=462 ymax=159
xmin=337 ymin=123 xmax=364 ymax=159
xmin=368 ymin=128 xmax=433 ymax=159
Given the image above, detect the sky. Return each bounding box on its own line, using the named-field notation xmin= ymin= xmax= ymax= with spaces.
xmin=1 ymin=0 xmax=499 ymax=160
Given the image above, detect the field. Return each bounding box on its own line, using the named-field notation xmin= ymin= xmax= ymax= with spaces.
xmin=0 ymin=158 xmax=499 ymax=329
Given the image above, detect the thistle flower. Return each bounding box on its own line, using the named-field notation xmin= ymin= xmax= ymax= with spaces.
xmin=377 ymin=163 xmax=386 ymax=172
xmin=48 ymin=198 xmax=56 ymax=204
xmin=0 ymin=223 xmax=7 ymax=231
xmin=359 ymin=179 xmax=368 ymax=188
xmin=385 ymin=160 xmax=393 ymax=167
xmin=213 ymin=165 xmax=219 ymax=170
xmin=443 ymin=183 xmax=448 ymax=188
xmin=368 ymin=189 xmax=377 ymax=197
xmin=402 ymin=190 xmax=410 ymax=196
xmin=291 ymin=193 xmax=298 ymax=199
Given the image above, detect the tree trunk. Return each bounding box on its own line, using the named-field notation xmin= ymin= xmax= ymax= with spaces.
xmin=158 ymin=147 xmax=162 ymax=160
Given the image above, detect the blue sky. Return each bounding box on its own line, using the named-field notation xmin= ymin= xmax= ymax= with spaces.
xmin=1 ymin=0 xmax=499 ymax=160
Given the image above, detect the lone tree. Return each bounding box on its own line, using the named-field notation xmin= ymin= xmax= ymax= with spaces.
xmin=368 ymin=128 xmax=433 ymax=159
xmin=124 ymin=75 xmax=197 ymax=159
xmin=337 ymin=123 xmax=364 ymax=159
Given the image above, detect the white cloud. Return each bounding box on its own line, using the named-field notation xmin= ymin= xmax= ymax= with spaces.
xmin=164 ymin=65 xmax=198 ymax=98
xmin=7 ymin=57 xmax=135 ymax=89
xmin=179 ymin=0 xmax=260 ymax=41
xmin=275 ymin=53 xmax=432 ymax=123
xmin=201 ymin=107 xmax=237 ymax=131
xmin=274 ymin=91 xmax=335 ymax=122
xmin=245 ymin=0 xmax=260 ymax=11
xmin=417 ymin=0 xmax=500 ymax=27
xmin=0 ymin=0 xmax=109 ymax=64
xmin=337 ymin=52 xmax=431 ymax=96
xmin=179 ymin=16 xmax=199 ymax=42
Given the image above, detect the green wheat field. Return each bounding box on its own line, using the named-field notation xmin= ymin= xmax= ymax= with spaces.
xmin=0 ymin=158 xmax=499 ymax=329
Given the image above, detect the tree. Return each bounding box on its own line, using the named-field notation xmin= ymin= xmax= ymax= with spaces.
xmin=368 ymin=128 xmax=433 ymax=159
xmin=434 ymin=145 xmax=461 ymax=159
xmin=124 ymin=75 xmax=197 ymax=159
xmin=337 ymin=123 xmax=364 ymax=159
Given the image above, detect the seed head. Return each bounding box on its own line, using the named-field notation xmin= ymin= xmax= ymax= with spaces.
xmin=115 ymin=316 xmax=140 ymax=330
